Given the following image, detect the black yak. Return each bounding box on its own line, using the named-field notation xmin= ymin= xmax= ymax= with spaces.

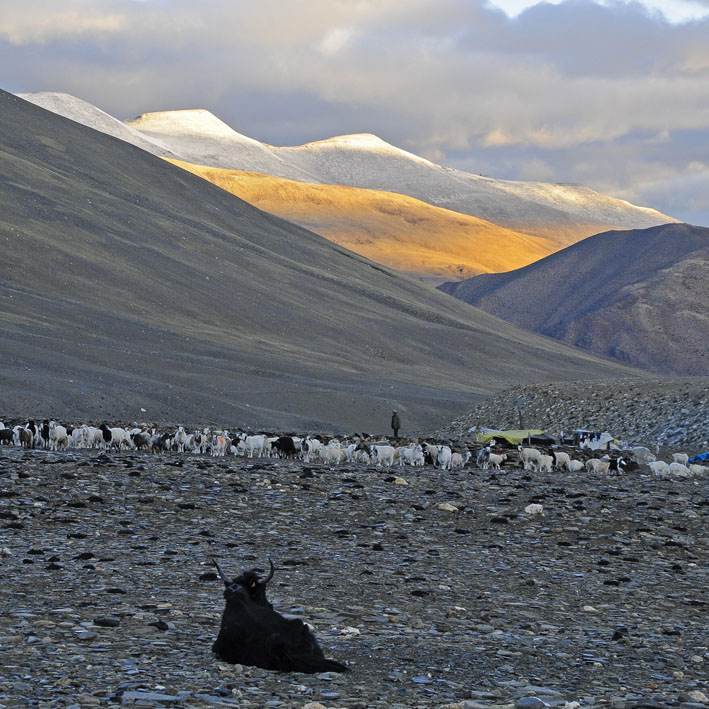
xmin=211 ymin=560 xmax=348 ymax=674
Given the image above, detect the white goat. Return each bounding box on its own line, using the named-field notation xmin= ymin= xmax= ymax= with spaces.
xmin=649 ymin=460 xmax=670 ymax=476
xmin=488 ymin=452 xmax=507 ymax=470
xmin=370 ymin=444 xmax=395 ymax=468
xmin=554 ymin=451 xmax=572 ymax=472
xmin=538 ymin=454 xmax=554 ymax=473
xmin=586 ymin=458 xmax=610 ymax=474
xmin=437 ymin=445 xmax=453 ymax=471
xmin=450 ymin=451 xmax=471 ymax=470
xmin=518 ymin=446 xmax=542 ymax=471
xmin=48 ymin=421 xmax=69 ymax=451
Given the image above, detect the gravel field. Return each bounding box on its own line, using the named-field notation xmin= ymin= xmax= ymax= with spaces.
xmin=1 ymin=446 xmax=707 ymax=708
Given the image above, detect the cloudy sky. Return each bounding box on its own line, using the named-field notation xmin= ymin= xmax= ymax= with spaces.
xmin=1 ymin=0 xmax=708 ymax=225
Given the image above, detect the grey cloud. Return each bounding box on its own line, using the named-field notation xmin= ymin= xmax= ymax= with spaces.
xmin=0 ymin=0 xmax=707 ymax=224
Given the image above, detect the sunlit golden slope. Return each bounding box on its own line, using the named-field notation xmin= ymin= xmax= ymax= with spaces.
xmin=166 ymin=159 xmax=560 ymax=282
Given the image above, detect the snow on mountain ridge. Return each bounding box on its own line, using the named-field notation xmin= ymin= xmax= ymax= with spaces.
xmin=16 ymin=92 xmax=677 ymax=242
xmin=287 ymin=132 xmax=437 ymax=166
xmin=126 ymin=108 xmax=261 ymax=143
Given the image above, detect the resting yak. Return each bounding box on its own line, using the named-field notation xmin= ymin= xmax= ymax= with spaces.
xmin=212 ymin=559 xmax=348 ymax=674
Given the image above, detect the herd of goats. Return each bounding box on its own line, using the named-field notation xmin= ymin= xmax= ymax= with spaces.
xmin=1 ymin=418 xmax=705 ymax=478
xmin=4 ymin=419 xmax=706 ymax=675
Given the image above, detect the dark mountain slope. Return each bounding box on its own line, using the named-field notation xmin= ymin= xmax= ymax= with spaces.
xmin=439 ymin=223 xmax=709 ymax=376
xmin=0 ymin=91 xmax=641 ymax=432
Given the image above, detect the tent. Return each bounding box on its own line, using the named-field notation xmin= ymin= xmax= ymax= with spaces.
xmin=477 ymin=429 xmax=547 ymax=445
xmin=688 ymin=452 xmax=709 ymax=463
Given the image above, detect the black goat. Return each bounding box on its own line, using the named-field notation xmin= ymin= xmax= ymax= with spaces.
xmin=0 ymin=429 xmax=13 ymax=445
xmin=272 ymin=436 xmax=297 ymax=459
xmin=211 ymin=560 xmax=348 ymax=674
xmin=40 ymin=419 xmax=50 ymax=448
xmin=99 ymin=423 xmax=112 ymax=446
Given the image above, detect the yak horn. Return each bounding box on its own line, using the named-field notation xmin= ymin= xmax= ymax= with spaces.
xmin=263 ymin=558 xmax=275 ymax=584
xmin=213 ymin=559 xmax=231 ymax=585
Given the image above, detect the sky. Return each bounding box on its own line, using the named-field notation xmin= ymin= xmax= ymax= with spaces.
xmin=1 ymin=0 xmax=708 ymax=226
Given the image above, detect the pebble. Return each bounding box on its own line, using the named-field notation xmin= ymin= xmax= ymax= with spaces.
xmin=0 ymin=446 xmax=706 ymax=707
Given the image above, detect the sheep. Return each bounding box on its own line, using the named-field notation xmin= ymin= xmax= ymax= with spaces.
xmin=672 ymin=453 xmax=689 ymax=466
xmin=554 ymin=451 xmax=572 ymax=472
xmin=212 ymin=560 xmax=347 ymax=673
xmin=488 ymin=452 xmax=507 ymax=470
xmin=518 ymin=446 xmax=542 ymax=471
xmin=437 ymin=445 xmax=453 ymax=471
xmin=538 ymin=454 xmax=554 ymax=473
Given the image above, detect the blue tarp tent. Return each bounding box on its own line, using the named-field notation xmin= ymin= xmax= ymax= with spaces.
xmin=688 ymin=452 xmax=709 ymax=463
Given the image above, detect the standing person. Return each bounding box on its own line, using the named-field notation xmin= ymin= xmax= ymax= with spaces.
xmin=391 ymin=410 xmax=401 ymax=438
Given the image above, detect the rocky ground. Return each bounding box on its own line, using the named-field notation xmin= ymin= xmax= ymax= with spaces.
xmin=1 ymin=446 xmax=707 ymax=709
xmin=439 ymin=379 xmax=709 ymax=449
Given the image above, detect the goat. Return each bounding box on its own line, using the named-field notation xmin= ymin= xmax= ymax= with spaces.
xmin=131 ymin=431 xmax=152 ymax=451
xmin=672 ymin=452 xmax=689 ymax=466
xmin=586 ymin=458 xmax=610 ymax=474
xmin=538 ymin=454 xmax=554 ymax=473
xmin=19 ymin=428 xmax=33 ymax=449
xmin=272 ymin=436 xmax=297 ymax=459
xmin=517 ymin=446 xmax=542 ymax=471
xmin=649 ymin=460 xmax=670 ymax=476
xmin=450 ymin=451 xmax=471 ymax=469
xmin=48 ymin=421 xmax=69 ymax=451
xmin=211 ymin=560 xmax=347 ymax=674
xmin=488 ymin=452 xmax=507 ymax=470
xmin=0 ymin=429 xmax=13 ymax=445
xmin=553 ymin=451 xmax=572 ymax=472
xmin=422 ymin=443 xmax=438 ymax=466
xmin=667 ymin=462 xmax=691 ymax=477
xmin=476 ymin=446 xmax=490 ymax=469
xmin=437 ymin=445 xmax=452 ymax=471
xmin=370 ymin=444 xmax=395 ymax=468
xmin=174 ymin=426 xmax=189 ymax=453
xmin=39 ymin=419 xmax=50 ymax=449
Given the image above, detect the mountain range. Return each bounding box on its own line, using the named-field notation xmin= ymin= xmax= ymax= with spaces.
xmin=439 ymin=223 xmax=709 ymax=376
xmin=19 ymin=92 xmax=676 ymax=283
xmin=0 ymin=90 xmax=642 ymax=431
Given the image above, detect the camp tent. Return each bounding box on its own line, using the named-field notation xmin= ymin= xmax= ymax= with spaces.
xmin=477 ymin=429 xmax=547 ymax=445
xmin=688 ymin=452 xmax=709 ymax=463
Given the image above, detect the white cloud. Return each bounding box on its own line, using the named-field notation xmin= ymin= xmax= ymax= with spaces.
xmin=488 ymin=0 xmax=709 ymax=22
